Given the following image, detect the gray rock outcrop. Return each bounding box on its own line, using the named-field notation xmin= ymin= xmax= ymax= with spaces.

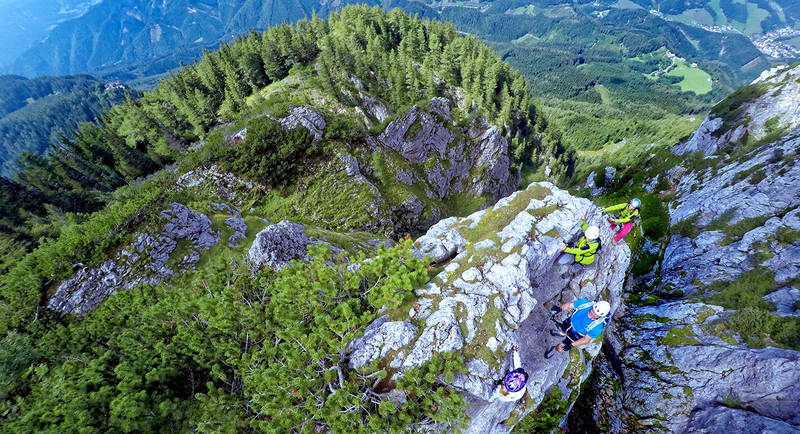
xmin=584 ymin=302 xmax=800 ymax=432
xmin=248 ymin=221 xmax=311 ymax=271
xmin=375 ymin=97 xmax=516 ymax=204
xmin=175 ymin=164 xmax=265 ymax=199
xmin=48 ymin=203 xmax=221 ymax=315
xmin=348 ymin=182 xmax=631 ymax=433
xmin=335 ymin=96 xmax=519 ymax=237
xmin=279 ymin=105 xmax=326 ymax=140
xmin=225 ymin=217 xmax=247 ymax=247
xmin=662 ymin=129 xmax=800 ymax=295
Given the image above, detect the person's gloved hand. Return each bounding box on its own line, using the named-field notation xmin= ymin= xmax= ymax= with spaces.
xmin=548 ymin=305 xmax=561 ymax=318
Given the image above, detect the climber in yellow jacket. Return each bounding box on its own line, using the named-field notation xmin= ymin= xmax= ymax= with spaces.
xmin=604 ymin=198 xmax=640 ymax=242
xmin=557 ymin=214 xmax=600 ymax=275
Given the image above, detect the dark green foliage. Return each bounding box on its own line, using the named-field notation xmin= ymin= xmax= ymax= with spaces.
xmin=632 ymin=251 xmax=659 ymax=276
xmin=706 ymin=208 xmax=737 ymax=232
xmin=0 ymin=75 xmax=104 ymax=118
xmin=776 ymin=226 xmax=800 ymax=246
xmin=726 ymin=308 xmax=800 ymax=350
xmin=0 ymin=238 xmax=463 ymax=431
xmin=706 ymin=267 xmax=776 ymax=312
xmin=712 ymin=83 xmax=768 ymax=126
xmin=221 ymin=117 xmax=315 ymax=187
xmin=732 ymin=163 xmax=765 ymax=182
xmin=640 ymin=195 xmax=670 ymax=240
xmin=669 ymin=214 xmax=700 ymax=238
xmin=325 ymin=114 xmax=367 ymax=143
xmin=0 ymin=78 xmax=130 ymax=177
xmin=514 ymin=387 xmax=570 ymax=433
xmin=722 ymin=215 xmax=770 ymax=240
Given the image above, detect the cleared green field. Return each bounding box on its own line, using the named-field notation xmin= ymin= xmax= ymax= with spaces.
xmin=666 ymin=61 xmax=713 ymax=95
xmin=595 ymin=84 xmax=612 ymax=104
xmin=709 ymin=0 xmax=727 ymax=26
xmin=507 ymin=5 xmax=536 ymax=16
xmin=613 ymin=0 xmax=642 ymax=10
xmin=667 ymin=8 xmax=715 ymax=27
xmin=734 ymin=2 xmax=770 ymax=36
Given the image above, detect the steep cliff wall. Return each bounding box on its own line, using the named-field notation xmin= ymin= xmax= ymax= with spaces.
xmin=580 ymin=65 xmax=800 ymax=433
xmin=350 ymin=182 xmax=630 ymax=433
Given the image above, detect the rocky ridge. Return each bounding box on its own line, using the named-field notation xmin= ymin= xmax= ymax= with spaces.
xmin=45 ymin=88 xmax=520 ymax=317
xmin=342 ymin=96 xmax=519 ymax=237
xmin=48 ymin=203 xmax=224 ymax=315
xmin=663 ymin=129 xmax=800 ymax=295
xmin=585 ymin=301 xmax=800 ymax=432
xmin=581 ymin=77 xmax=800 ymax=431
xmin=673 ymin=64 xmax=800 ymax=157
xmin=349 ymin=182 xmax=631 ymax=433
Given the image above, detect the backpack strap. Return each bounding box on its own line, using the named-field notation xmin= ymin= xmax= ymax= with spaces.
xmin=586 ymin=316 xmax=608 ymax=332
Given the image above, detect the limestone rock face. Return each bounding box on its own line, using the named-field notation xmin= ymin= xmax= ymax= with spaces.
xmin=176 ymin=163 xmax=265 ymax=199
xmin=48 ymin=203 xmax=222 ymax=315
xmin=248 ymin=221 xmax=311 ymax=271
xmin=579 ymin=125 xmax=800 ymax=430
xmin=348 ymin=182 xmax=631 ymax=433
xmin=279 ymin=105 xmax=326 ymax=140
xmin=583 ymin=302 xmax=800 ymax=432
xmin=343 ymin=96 xmax=518 ymax=237
xmin=673 ymin=64 xmax=800 ymax=157
xmin=662 ymin=130 xmax=800 ymax=295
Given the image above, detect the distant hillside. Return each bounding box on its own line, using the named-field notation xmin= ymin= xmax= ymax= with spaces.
xmin=9 ymin=0 xmax=380 ymax=78
xmin=0 ymin=75 xmax=130 ymax=177
xmin=0 ymin=0 xmax=101 ymax=68
xmin=642 ymin=0 xmax=800 ymax=40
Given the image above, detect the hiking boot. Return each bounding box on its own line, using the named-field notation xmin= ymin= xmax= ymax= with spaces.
xmin=544 ymin=345 xmax=557 ymax=359
xmin=550 ymin=329 xmax=565 ymax=337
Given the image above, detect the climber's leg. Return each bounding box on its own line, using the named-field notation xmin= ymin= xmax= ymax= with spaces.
xmin=613 ymin=222 xmax=634 ymax=242
xmin=557 ymin=253 xmax=574 ymax=274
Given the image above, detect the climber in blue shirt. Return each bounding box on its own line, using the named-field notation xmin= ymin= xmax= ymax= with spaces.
xmin=545 ymin=299 xmax=611 ymax=358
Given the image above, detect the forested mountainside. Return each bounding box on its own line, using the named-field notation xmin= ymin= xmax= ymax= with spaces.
xmin=0 ymin=8 xmax=573 ymax=431
xmin=11 ymin=0 xmax=798 ymax=99
xmin=1 ymin=4 xmax=799 ymax=433
xmin=7 ymin=0 xmax=797 ymax=196
xmin=0 ymin=75 xmax=130 ymax=177
xmin=8 ymin=0 xmax=381 ymax=80
xmin=8 ymin=0 xmax=798 ymax=174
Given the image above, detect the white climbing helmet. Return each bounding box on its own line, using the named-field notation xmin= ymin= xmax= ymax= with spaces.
xmin=629 ymin=198 xmax=641 ymax=209
xmin=593 ymin=300 xmax=611 ymax=317
xmin=585 ymin=225 xmax=600 ymax=241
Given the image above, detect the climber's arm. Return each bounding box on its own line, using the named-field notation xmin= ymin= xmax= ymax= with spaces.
xmin=560 ymin=301 xmax=575 ymax=311
xmin=571 ymin=335 xmax=592 ymax=347
xmin=603 ymin=203 xmax=625 ymax=213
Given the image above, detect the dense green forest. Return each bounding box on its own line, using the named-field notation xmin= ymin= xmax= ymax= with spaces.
xmin=0 ymin=7 xmax=565 ymax=431
xmin=0 ymin=76 xmax=130 ymax=177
